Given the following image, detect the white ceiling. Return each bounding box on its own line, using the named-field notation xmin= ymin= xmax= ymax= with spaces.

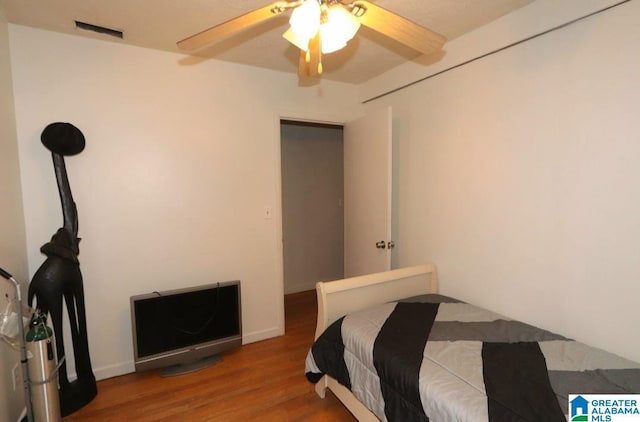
xmin=0 ymin=0 xmax=534 ymax=83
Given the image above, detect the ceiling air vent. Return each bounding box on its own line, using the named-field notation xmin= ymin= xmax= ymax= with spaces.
xmin=75 ymin=21 xmax=123 ymax=39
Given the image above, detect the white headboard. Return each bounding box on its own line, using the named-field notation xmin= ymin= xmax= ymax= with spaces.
xmin=314 ymin=264 xmax=438 ymax=339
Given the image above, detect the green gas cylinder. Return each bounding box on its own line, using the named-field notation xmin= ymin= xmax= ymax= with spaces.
xmin=26 ymin=312 xmax=53 ymax=341
xmin=26 ymin=311 xmax=61 ymax=422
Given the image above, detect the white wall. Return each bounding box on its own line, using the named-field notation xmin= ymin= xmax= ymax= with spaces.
xmin=0 ymin=8 xmax=28 ymax=422
xmin=362 ymin=0 xmax=640 ymax=362
xmin=9 ymin=25 xmax=362 ymax=380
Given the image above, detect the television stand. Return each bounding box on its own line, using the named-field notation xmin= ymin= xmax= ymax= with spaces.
xmin=161 ymin=354 xmax=222 ymax=377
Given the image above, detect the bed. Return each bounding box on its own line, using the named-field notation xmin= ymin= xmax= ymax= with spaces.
xmin=305 ymin=264 xmax=640 ymax=421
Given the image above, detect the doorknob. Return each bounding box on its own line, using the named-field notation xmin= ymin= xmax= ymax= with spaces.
xmin=387 ymin=241 xmax=395 ymax=249
xmin=375 ymin=241 xmax=386 ymax=249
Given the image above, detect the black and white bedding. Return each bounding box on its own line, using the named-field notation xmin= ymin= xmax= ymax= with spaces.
xmin=305 ymin=294 xmax=640 ymax=421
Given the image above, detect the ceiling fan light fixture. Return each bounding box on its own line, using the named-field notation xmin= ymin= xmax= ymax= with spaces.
xmin=178 ymin=0 xmax=446 ymax=79
xmin=319 ymin=5 xmax=360 ymax=53
xmin=319 ymin=28 xmax=346 ymax=54
xmin=288 ymin=0 xmax=321 ymax=40
xmin=284 ymin=0 xmax=360 ymax=55
xmin=282 ymin=27 xmax=310 ymax=51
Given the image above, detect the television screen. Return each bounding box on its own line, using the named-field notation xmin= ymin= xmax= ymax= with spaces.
xmin=131 ymin=280 xmax=241 ymax=374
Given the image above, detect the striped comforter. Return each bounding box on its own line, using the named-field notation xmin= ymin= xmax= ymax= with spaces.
xmin=305 ymin=294 xmax=640 ymax=421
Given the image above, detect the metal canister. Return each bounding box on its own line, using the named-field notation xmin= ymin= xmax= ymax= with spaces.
xmin=26 ymin=312 xmax=61 ymax=422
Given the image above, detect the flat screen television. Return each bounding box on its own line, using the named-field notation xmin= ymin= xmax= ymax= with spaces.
xmin=130 ymin=280 xmax=241 ymax=375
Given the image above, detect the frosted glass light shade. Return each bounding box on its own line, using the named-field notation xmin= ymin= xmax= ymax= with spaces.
xmin=283 ymin=0 xmax=361 ymax=56
xmin=289 ymin=0 xmax=321 ymax=40
xmin=283 ymin=27 xmax=310 ymax=51
xmin=320 ymin=6 xmax=361 ymax=54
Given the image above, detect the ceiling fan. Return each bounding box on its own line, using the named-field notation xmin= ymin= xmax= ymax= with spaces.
xmin=177 ymin=0 xmax=446 ymax=78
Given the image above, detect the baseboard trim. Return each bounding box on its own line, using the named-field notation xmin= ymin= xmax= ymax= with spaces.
xmin=89 ymin=326 xmax=283 ymax=381
xmin=283 ymin=281 xmax=316 ymax=295
xmin=242 ymin=325 xmax=283 ymax=344
xmin=92 ymin=361 xmax=134 ymax=381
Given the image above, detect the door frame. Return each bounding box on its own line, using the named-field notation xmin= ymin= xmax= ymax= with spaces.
xmin=273 ymin=110 xmax=354 ymax=331
xmin=280 ymin=119 xmax=345 ymax=294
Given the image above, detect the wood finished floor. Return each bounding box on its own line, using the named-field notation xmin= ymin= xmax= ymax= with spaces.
xmin=62 ymin=290 xmax=356 ymax=421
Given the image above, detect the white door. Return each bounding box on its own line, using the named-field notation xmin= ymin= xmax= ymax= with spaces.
xmin=343 ymin=107 xmax=392 ymax=277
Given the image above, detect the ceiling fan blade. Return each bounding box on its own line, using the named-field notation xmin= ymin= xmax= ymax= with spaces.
xmin=308 ymin=31 xmax=322 ymax=76
xmin=350 ymin=0 xmax=446 ymax=55
xmin=298 ymin=49 xmax=308 ymax=77
xmin=177 ymin=2 xmax=295 ymax=51
xmin=298 ymin=31 xmax=322 ymax=78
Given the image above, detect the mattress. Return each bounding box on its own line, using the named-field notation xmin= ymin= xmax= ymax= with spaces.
xmin=305 ymin=294 xmax=640 ymax=421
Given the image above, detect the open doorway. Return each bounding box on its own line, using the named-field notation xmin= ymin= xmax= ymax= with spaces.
xmin=280 ymin=120 xmax=344 ymax=294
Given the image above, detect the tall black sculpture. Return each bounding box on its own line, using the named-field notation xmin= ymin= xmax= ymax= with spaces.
xmin=28 ymin=122 xmax=97 ymax=416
